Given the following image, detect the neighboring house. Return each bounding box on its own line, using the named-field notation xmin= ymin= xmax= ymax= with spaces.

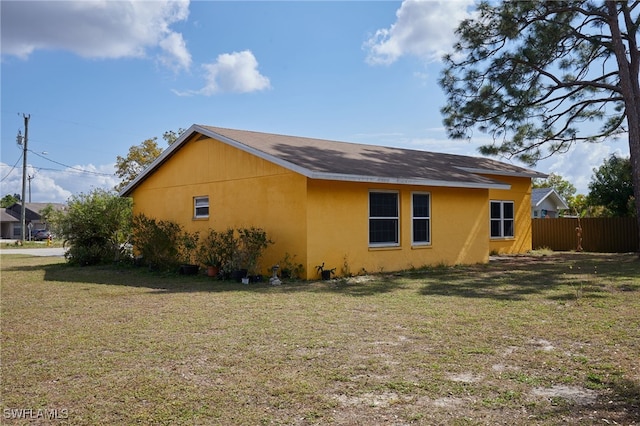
xmin=0 ymin=202 xmax=66 ymax=239
xmin=120 ymin=125 xmax=546 ymax=279
xmin=531 ymin=188 xmax=570 ymax=218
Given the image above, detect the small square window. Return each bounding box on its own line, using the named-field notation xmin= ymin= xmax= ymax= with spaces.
xmin=194 ymin=196 xmax=209 ymax=219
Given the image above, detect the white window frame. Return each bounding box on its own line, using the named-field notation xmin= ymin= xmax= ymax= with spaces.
xmin=368 ymin=190 xmax=400 ymax=247
xmin=194 ymin=196 xmax=209 ymax=219
xmin=411 ymin=192 xmax=431 ymax=246
xmin=490 ymin=200 xmax=514 ymax=239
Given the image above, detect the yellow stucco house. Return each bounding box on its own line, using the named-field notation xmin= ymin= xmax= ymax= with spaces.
xmin=120 ymin=125 xmax=545 ymax=279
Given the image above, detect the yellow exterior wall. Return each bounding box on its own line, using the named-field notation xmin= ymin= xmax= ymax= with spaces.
xmin=486 ymin=175 xmax=533 ymax=254
xmin=304 ymin=180 xmax=490 ymax=279
xmin=129 ymin=134 xmax=533 ymax=279
xmin=130 ymin=136 xmax=309 ymax=275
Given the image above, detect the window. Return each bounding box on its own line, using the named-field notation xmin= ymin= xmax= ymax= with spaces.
xmin=369 ymin=191 xmax=399 ymax=246
xmin=490 ymin=200 xmax=514 ymax=238
xmin=412 ymin=192 xmax=431 ymax=245
xmin=194 ymin=196 xmax=209 ymax=219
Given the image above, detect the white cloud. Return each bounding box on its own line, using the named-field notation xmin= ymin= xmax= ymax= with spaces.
xmin=1 ymin=163 xmax=119 ymax=204
xmin=538 ymin=138 xmax=630 ymax=195
xmin=176 ymin=50 xmax=271 ymax=96
xmin=159 ymin=32 xmax=192 ymax=72
xmin=1 ymin=0 xmax=192 ymax=71
xmin=364 ymin=0 xmax=474 ymax=65
xmin=201 ymin=50 xmax=271 ymax=94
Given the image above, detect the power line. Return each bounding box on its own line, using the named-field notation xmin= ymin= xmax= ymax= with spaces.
xmin=28 ymin=150 xmax=114 ymax=177
xmin=31 ymin=166 xmax=110 ymax=176
xmin=0 ymin=153 xmax=23 ymax=182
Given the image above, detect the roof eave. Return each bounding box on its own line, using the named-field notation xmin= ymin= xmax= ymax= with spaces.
xmin=306 ymin=172 xmax=511 ymax=190
xmin=459 ymin=166 xmax=547 ymax=179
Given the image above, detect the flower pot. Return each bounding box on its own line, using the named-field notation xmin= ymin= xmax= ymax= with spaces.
xmin=321 ymin=270 xmax=332 ymax=280
xmin=207 ymin=265 xmax=219 ymax=277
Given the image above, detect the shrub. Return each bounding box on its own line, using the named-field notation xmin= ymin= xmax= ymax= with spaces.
xmin=52 ymin=189 xmax=132 ymax=266
xmin=130 ymin=221 xmax=273 ymax=277
xmin=131 ymin=214 xmax=183 ymax=271
xmin=178 ymin=230 xmax=200 ymax=265
xmin=278 ymin=252 xmax=304 ymax=279
xmin=235 ymin=227 xmax=273 ymax=276
xmin=197 ymin=228 xmax=236 ymax=271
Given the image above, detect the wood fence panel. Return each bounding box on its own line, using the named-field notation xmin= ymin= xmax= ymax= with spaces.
xmin=532 ymin=217 xmax=639 ymax=253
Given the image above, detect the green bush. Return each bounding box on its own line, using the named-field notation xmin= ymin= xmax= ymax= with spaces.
xmin=131 ymin=214 xmax=183 ymax=271
xmin=130 ymin=219 xmax=274 ymax=276
xmin=235 ymin=227 xmax=273 ymax=276
xmin=197 ymin=228 xmax=236 ymax=271
xmin=52 ymin=189 xmax=132 ymax=266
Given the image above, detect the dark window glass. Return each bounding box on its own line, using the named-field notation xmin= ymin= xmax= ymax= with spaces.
xmin=370 ymin=219 xmax=399 ymax=244
xmin=504 ymin=220 xmax=514 ymax=237
xmin=503 ymin=202 xmax=514 ymax=219
xmin=413 ymin=194 xmax=430 ymax=217
xmin=369 ymin=192 xmax=398 ymax=245
xmin=413 ymin=219 xmax=429 ymax=243
xmin=490 ymin=201 xmax=502 ymax=219
xmin=370 ymin=192 xmax=398 ymax=217
xmin=490 ymin=220 xmax=502 ymax=237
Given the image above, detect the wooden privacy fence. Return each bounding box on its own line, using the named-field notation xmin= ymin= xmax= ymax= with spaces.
xmin=532 ymin=217 xmax=639 ymax=253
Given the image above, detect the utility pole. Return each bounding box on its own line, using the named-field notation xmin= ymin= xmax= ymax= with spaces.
xmin=17 ymin=114 xmax=30 ymax=242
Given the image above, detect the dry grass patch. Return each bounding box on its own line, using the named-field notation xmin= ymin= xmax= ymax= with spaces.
xmin=1 ymin=252 xmax=639 ymax=424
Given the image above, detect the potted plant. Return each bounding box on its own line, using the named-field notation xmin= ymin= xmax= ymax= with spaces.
xmin=236 ymin=227 xmax=273 ymax=283
xmin=316 ymin=262 xmax=336 ymax=280
xmin=278 ymin=252 xmax=304 ymax=279
xmin=197 ymin=229 xmax=225 ymax=277
xmin=178 ymin=230 xmax=200 ymax=275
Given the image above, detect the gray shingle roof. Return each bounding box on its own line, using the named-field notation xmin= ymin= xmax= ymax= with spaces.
xmin=1 ymin=209 xmax=18 ymax=223
xmin=121 ymin=125 xmax=546 ymax=196
xmin=531 ymin=188 xmax=570 ymax=209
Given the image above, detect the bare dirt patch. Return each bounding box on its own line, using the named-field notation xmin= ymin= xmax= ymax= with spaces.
xmin=532 ymin=385 xmax=598 ymax=405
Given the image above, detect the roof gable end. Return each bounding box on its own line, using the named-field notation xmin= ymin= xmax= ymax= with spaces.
xmin=531 ymin=188 xmax=570 ymax=209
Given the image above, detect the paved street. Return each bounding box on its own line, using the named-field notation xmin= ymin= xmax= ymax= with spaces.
xmin=0 ymin=241 xmax=65 ymax=257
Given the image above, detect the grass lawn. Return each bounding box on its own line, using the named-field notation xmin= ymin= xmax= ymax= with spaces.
xmin=1 ymin=252 xmax=639 ymax=425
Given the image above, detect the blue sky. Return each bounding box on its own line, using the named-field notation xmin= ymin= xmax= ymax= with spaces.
xmin=1 ymin=0 xmax=630 ymax=203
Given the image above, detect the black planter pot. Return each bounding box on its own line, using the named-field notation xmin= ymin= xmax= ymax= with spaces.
xmin=179 ymin=264 xmax=199 ymax=275
xmin=232 ymin=269 xmax=248 ymax=282
xmin=321 ymin=270 xmax=332 ymax=280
